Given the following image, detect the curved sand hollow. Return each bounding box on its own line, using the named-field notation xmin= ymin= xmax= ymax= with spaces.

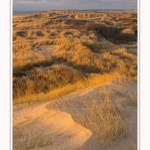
xmin=13 ymin=103 xmax=92 ymax=150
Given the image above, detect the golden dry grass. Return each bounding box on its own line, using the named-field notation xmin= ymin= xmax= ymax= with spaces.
xmin=71 ymin=90 xmax=126 ymax=146
xmin=122 ymin=28 xmax=135 ymax=35
xmin=13 ymin=10 xmax=137 ymax=104
xmin=13 ymin=64 xmax=85 ymax=99
xmin=87 ymin=95 xmax=124 ymax=144
xmin=13 ymin=10 xmax=137 ymax=150
xmin=13 ymin=72 xmax=122 ymax=104
xmin=46 ymin=82 xmax=137 ymax=148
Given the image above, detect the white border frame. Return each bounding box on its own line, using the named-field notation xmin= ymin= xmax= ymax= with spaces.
xmin=0 ymin=0 xmax=11 ymax=149
xmin=140 ymin=0 xmax=150 ymax=149
xmin=0 ymin=0 xmax=144 ymax=149
xmin=11 ymin=0 xmax=13 ymax=149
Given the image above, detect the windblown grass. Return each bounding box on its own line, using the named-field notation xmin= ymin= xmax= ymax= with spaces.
xmin=13 ymin=64 xmax=85 ymax=100
xmin=13 ymin=38 xmax=137 ymax=103
xmin=82 ymin=91 xmax=125 ymax=145
xmin=13 ymin=11 xmax=137 ymax=104
xmin=13 ymin=72 xmax=122 ymax=104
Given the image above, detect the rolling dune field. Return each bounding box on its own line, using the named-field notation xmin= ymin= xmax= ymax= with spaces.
xmin=13 ymin=10 xmax=137 ymax=150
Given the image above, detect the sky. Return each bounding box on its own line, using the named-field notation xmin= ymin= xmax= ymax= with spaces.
xmin=13 ymin=0 xmax=137 ymax=11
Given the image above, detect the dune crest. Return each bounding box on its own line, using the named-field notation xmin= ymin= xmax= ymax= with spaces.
xmin=13 ymin=103 xmax=92 ymax=150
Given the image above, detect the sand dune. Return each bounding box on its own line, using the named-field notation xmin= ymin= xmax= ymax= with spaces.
xmin=13 ymin=10 xmax=137 ymax=150
xmin=13 ymin=103 xmax=92 ymax=150
xmin=13 ymin=81 xmax=137 ymax=150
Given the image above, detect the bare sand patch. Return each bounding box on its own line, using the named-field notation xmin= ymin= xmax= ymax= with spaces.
xmin=127 ymin=48 xmax=137 ymax=55
xmin=32 ymin=45 xmax=60 ymax=58
xmin=13 ymin=103 xmax=92 ymax=150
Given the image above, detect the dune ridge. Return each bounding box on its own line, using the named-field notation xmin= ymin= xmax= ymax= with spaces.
xmin=13 ymin=81 xmax=137 ymax=150
xmin=13 ymin=102 xmax=92 ymax=150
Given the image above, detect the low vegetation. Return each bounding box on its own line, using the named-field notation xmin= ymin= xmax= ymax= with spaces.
xmin=47 ymin=83 xmax=137 ymax=148
xmin=13 ymin=11 xmax=137 ymax=103
xmin=13 ymin=10 xmax=137 ymax=150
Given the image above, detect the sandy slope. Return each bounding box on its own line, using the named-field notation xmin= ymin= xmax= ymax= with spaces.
xmin=46 ymin=81 xmax=137 ymax=150
xmin=13 ymin=81 xmax=137 ymax=150
xmin=13 ymin=103 xmax=92 ymax=150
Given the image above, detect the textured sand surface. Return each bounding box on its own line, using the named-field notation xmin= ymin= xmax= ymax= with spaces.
xmin=13 ymin=81 xmax=137 ymax=150
xmin=13 ymin=103 xmax=92 ymax=150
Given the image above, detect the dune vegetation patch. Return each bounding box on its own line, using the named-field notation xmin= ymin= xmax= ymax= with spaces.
xmin=46 ymin=81 xmax=137 ymax=149
xmin=13 ymin=64 xmax=85 ymax=99
xmin=13 ymin=10 xmax=137 ymax=104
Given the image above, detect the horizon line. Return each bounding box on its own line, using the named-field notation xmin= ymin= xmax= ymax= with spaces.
xmin=13 ymin=9 xmax=137 ymax=12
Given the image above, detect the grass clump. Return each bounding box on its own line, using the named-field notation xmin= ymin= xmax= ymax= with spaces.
xmin=55 ymin=39 xmax=137 ymax=78
xmin=13 ymin=64 xmax=85 ymax=100
xmin=80 ymin=91 xmax=124 ymax=145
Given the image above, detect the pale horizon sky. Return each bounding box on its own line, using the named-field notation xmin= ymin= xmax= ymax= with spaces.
xmin=13 ymin=0 xmax=137 ymax=11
